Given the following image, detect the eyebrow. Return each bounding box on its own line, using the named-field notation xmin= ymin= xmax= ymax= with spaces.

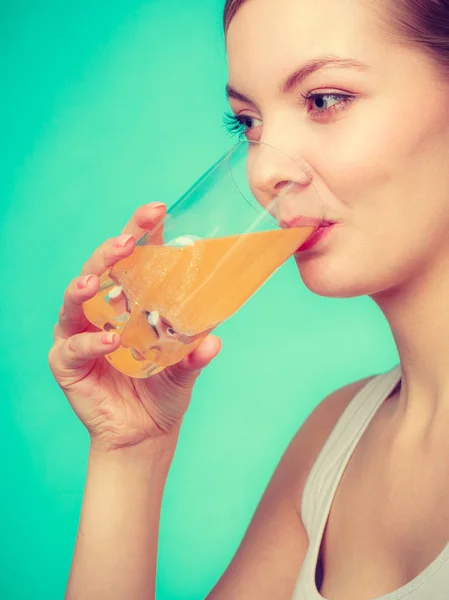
xmin=225 ymin=55 xmax=370 ymax=103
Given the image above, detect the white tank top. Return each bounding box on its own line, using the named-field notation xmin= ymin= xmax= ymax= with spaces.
xmin=292 ymin=365 xmax=449 ymax=599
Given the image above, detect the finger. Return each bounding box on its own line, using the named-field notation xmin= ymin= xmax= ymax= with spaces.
xmin=121 ymin=202 xmax=166 ymax=245
xmin=158 ymin=336 xmax=221 ymax=390
xmin=179 ymin=335 xmax=222 ymax=372
xmin=80 ymin=232 xmax=136 ymax=277
xmin=49 ymin=330 xmax=121 ymax=388
xmin=56 ymin=234 xmax=137 ymax=341
xmin=80 ymin=203 xmax=166 ymax=278
xmin=54 ymin=274 xmax=101 ymax=341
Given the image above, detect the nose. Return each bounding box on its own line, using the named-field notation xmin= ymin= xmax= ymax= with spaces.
xmin=246 ymin=143 xmax=316 ymax=225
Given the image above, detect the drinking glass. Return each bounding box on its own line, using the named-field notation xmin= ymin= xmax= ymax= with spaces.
xmin=83 ymin=140 xmax=323 ymax=378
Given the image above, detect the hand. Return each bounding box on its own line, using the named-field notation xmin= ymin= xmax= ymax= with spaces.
xmin=48 ymin=202 xmax=221 ymax=451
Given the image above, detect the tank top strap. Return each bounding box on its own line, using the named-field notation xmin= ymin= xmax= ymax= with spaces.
xmin=300 ymin=365 xmax=401 ymax=538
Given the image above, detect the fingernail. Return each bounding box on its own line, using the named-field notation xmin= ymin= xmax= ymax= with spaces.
xmin=146 ymin=202 xmax=165 ymax=210
xmin=77 ymin=275 xmax=94 ymax=289
xmin=113 ymin=234 xmax=134 ymax=248
xmin=101 ymin=332 xmax=117 ymax=345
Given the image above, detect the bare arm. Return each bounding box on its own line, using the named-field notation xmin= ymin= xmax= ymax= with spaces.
xmin=65 ymin=377 xmax=371 ymax=600
xmin=50 ymin=202 xmax=222 ymax=600
xmin=65 ymin=437 xmax=178 ymax=600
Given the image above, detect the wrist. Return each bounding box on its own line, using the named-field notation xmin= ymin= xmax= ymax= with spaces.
xmin=89 ymin=431 xmax=180 ymax=466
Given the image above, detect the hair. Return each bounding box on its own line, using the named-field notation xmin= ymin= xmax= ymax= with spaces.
xmin=223 ymin=0 xmax=449 ymax=73
xmin=223 ymin=0 xmax=246 ymax=33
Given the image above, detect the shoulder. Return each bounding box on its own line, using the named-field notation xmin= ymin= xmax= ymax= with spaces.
xmin=277 ymin=375 xmax=376 ymax=510
xmin=205 ymin=375 xmax=375 ymax=600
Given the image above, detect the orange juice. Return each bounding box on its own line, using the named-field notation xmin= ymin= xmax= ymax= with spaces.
xmin=83 ymin=226 xmax=313 ymax=378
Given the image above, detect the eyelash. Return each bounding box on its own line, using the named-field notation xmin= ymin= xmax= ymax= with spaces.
xmin=223 ymin=112 xmax=255 ymax=137
xmin=223 ymin=92 xmax=355 ymax=137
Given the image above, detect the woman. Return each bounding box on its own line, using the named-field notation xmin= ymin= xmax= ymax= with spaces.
xmin=49 ymin=0 xmax=449 ymax=598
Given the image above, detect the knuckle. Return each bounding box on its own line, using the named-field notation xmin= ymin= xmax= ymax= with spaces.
xmin=58 ymin=305 xmax=67 ymax=322
xmin=80 ymin=236 xmax=128 ymax=278
xmin=68 ymin=275 xmax=82 ymax=293
xmin=133 ymin=205 xmax=147 ymax=221
xmin=104 ymin=245 xmax=118 ymax=264
xmin=103 ymin=238 xmax=131 ymax=267
xmin=66 ymin=335 xmax=79 ymax=357
xmin=92 ymin=238 xmax=115 ymax=267
xmin=163 ymin=363 xmax=198 ymax=390
xmin=48 ymin=339 xmax=63 ymax=370
xmin=47 ymin=345 xmax=56 ymax=369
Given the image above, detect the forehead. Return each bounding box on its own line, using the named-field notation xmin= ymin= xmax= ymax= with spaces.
xmin=226 ymin=0 xmax=387 ymax=86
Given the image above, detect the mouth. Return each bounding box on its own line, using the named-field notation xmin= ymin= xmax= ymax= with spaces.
xmin=295 ymin=219 xmax=337 ymax=253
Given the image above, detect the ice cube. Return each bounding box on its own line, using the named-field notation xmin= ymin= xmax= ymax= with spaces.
xmin=106 ymin=286 xmax=124 ymax=301
xmin=166 ymin=235 xmax=201 ymax=247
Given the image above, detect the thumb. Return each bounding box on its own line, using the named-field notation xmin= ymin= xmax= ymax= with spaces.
xmin=181 ymin=334 xmax=222 ymax=370
xmin=163 ymin=335 xmax=222 ymax=388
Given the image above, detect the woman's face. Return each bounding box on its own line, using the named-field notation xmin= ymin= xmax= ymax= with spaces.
xmin=225 ymin=0 xmax=449 ymax=298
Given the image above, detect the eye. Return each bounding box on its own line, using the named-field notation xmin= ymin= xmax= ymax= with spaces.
xmin=301 ymin=92 xmax=355 ymax=120
xmin=222 ymin=110 xmax=263 ymax=139
xmin=167 ymin=327 xmax=177 ymax=336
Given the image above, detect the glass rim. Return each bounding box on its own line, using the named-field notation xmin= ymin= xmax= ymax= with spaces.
xmin=166 ymin=139 xmax=322 ymax=222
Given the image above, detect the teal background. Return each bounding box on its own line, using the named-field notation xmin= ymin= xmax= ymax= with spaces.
xmin=0 ymin=1 xmax=398 ymax=598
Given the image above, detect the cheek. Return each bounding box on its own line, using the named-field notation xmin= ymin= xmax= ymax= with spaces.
xmin=295 ymin=230 xmax=428 ymax=300
xmin=309 ymin=91 xmax=449 ymax=229
xmin=295 ymin=226 xmax=404 ymax=298
xmin=290 ymin=63 xmax=449 ymax=297
xmin=320 ymin=70 xmax=447 ymax=166
xmin=297 ymin=117 xmax=449 ymax=298
xmin=296 ymin=194 xmax=449 ymax=299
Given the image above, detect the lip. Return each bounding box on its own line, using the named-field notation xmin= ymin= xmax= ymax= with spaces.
xmin=295 ymin=222 xmax=336 ymax=252
xmin=281 ymin=216 xmax=326 ymax=229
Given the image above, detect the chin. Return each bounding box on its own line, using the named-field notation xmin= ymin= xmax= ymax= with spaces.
xmin=293 ymin=255 xmax=393 ymax=299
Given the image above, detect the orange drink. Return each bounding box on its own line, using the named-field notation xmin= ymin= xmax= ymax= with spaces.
xmin=83 ymin=227 xmax=312 ymax=378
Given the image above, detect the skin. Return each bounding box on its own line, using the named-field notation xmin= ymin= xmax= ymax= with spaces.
xmin=50 ymin=1 xmax=449 ymax=598
xmin=49 ymin=203 xmax=222 ymax=600
xmin=226 ymin=0 xmax=449 ymax=419
xmin=224 ymin=0 xmax=449 ymax=596
xmin=227 ymin=0 xmax=449 ymax=296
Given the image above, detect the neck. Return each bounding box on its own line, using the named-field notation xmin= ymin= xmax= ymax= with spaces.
xmin=373 ymin=254 xmax=449 ymax=433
